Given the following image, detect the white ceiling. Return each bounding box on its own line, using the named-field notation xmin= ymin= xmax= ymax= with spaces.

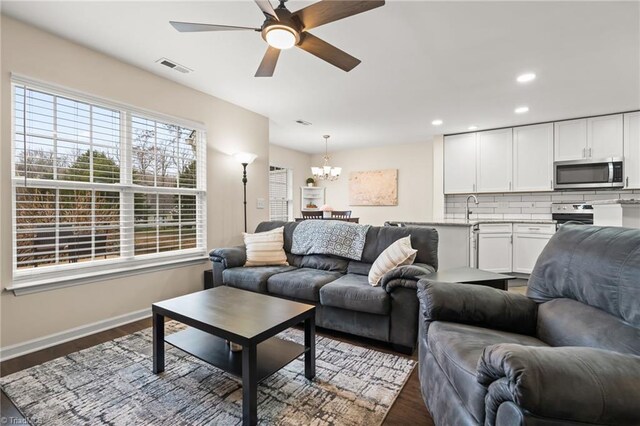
xmin=3 ymin=1 xmax=639 ymax=153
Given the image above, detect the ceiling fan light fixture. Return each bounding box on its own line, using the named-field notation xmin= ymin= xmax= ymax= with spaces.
xmin=265 ymin=27 xmax=297 ymax=50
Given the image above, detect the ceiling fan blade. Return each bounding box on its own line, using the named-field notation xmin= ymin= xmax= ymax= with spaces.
xmin=255 ymin=46 xmax=281 ymax=77
xmin=293 ymin=0 xmax=385 ymax=30
xmin=297 ymin=33 xmax=361 ymax=72
xmin=254 ymin=0 xmax=280 ymax=20
xmin=170 ymin=21 xmax=259 ymax=32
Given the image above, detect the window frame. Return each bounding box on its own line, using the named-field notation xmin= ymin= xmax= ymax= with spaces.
xmin=8 ymin=74 xmax=208 ymax=294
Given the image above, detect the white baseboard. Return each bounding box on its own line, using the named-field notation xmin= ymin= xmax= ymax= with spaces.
xmin=0 ymin=308 xmax=151 ymax=362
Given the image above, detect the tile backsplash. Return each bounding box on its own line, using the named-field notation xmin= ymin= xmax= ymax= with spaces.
xmin=444 ymin=189 xmax=640 ymax=220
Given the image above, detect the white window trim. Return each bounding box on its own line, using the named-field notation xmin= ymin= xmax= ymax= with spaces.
xmin=8 ymin=74 xmax=208 ymax=294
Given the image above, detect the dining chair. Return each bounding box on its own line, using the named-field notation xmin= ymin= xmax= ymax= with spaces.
xmin=301 ymin=211 xmax=323 ymax=219
xmin=331 ymin=210 xmax=352 ymax=219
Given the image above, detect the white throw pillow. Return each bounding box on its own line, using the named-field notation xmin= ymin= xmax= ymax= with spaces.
xmin=368 ymin=236 xmax=417 ymax=286
xmin=243 ymin=227 xmax=288 ymax=267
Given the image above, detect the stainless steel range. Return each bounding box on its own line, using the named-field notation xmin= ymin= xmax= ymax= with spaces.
xmin=551 ymin=201 xmax=594 ymax=226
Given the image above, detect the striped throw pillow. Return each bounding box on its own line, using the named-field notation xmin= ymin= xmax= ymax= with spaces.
xmin=368 ymin=236 xmax=417 ymax=286
xmin=243 ymin=227 xmax=288 ymax=267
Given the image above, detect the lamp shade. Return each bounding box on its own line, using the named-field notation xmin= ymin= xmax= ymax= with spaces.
xmin=233 ymin=152 xmax=257 ymax=165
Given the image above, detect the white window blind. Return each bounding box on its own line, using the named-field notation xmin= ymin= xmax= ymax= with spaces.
xmin=269 ymin=168 xmax=291 ymax=221
xmin=11 ymin=79 xmax=207 ymax=287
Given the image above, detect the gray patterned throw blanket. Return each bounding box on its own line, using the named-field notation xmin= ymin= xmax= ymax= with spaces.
xmin=291 ymin=220 xmax=371 ymax=261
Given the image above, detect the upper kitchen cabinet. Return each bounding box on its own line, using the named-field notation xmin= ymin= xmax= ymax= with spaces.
xmin=624 ymin=111 xmax=640 ymax=189
xmin=554 ymin=115 xmax=623 ymax=161
xmin=476 ymin=129 xmax=513 ymax=193
xmin=588 ymin=114 xmax=623 ymax=159
xmin=513 ymin=123 xmax=554 ymax=191
xmin=444 ymin=133 xmax=477 ymax=194
xmin=554 ymin=118 xmax=587 ymax=161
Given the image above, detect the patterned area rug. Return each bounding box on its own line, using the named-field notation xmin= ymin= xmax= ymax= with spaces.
xmin=1 ymin=322 xmax=415 ymax=425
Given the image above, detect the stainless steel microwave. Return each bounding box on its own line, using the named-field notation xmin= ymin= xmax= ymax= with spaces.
xmin=554 ymin=158 xmax=624 ymax=190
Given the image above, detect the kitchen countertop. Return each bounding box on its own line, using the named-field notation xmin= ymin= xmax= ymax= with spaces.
xmin=590 ymin=199 xmax=640 ymax=205
xmin=387 ymin=219 xmax=557 ymax=227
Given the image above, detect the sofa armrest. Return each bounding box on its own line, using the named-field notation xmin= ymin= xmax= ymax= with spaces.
xmin=478 ymin=344 xmax=640 ymax=426
xmin=381 ymin=263 xmax=435 ymax=293
xmin=417 ymin=280 xmax=537 ymax=336
xmin=209 ymin=245 xmax=246 ymax=268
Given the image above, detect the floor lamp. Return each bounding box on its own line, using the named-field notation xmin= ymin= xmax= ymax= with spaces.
xmin=233 ymin=152 xmax=258 ymax=233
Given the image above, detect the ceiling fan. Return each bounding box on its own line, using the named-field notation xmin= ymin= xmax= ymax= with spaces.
xmin=169 ymin=0 xmax=385 ymax=77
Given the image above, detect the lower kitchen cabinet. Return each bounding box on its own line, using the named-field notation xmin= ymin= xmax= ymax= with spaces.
xmin=512 ymin=224 xmax=556 ymax=274
xmin=477 ymin=224 xmax=513 ymax=273
xmin=477 ymin=223 xmax=555 ymax=275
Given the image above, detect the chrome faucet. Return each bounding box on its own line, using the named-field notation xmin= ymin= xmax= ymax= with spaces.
xmin=466 ymin=194 xmax=479 ymax=222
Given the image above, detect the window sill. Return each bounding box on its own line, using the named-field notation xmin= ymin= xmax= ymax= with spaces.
xmin=6 ymin=255 xmax=210 ymax=296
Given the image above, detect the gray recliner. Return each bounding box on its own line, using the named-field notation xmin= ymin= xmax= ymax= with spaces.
xmin=417 ymin=224 xmax=640 ymax=426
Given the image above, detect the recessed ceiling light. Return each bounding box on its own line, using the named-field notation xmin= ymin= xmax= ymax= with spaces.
xmin=468 ymin=125 xmax=479 ymax=131
xmin=432 ymin=119 xmax=443 ymax=126
xmin=515 ymin=106 xmax=529 ymax=114
xmin=517 ymin=73 xmax=536 ymax=83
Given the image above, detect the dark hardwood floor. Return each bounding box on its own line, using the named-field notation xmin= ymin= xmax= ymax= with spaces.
xmin=1 ymin=318 xmax=434 ymax=425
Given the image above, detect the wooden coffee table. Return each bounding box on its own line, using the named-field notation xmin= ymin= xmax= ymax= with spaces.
xmin=152 ymin=286 xmax=316 ymax=425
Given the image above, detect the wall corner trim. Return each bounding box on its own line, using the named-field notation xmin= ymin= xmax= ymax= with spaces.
xmin=0 ymin=308 xmax=151 ymax=362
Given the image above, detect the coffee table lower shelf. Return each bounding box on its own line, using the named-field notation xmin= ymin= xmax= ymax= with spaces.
xmin=165 ymin=327 xmax=307 ymax=383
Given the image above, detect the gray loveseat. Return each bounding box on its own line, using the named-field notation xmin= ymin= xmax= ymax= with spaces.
xmin=209 ymin=220 xmax=438 ymax=353
xmin=417 ymin=224 xmax=640 ymax=426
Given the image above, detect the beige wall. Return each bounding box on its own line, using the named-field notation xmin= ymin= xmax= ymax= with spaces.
xmin=0 ymin=16 xmax=270 ymax=348
xmin=269 ymin=144 xmax=312 ymax=218
xmin=311 ymin=141 xmax=435 ymax=226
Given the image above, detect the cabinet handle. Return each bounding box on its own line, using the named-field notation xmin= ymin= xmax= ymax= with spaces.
xmin=473 ymin=183 xmax=476 ymax=192
xmin=582 ymin=148 xmax=585 ymax=158
xmin=550 ymin=179 xmax=553 ymax=189
xmin=509 ymin=181 xmax=512 ymax=191
xmin=588 ymin=147 xmax=592 ymax=158
xmin=626 ymin=177 xmax=629 ymax=188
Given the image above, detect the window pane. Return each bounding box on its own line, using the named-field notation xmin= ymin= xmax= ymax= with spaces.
xmin=131 ymin=115 xmax=196 ymax=188
xmin=15 ymin=187 xmax=121 ymax=269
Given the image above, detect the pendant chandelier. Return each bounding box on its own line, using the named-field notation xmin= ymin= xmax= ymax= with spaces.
xmin=311 ymin=135 xmax=341 ymax=181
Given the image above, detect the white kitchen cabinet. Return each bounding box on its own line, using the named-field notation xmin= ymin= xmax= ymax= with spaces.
xmin=513 ymin=123 xmax=554 ymax=191
xmin=477 ymin=224 xmax=512 ymax=273
xmin=554 ymin=119 xmax=587 ymax=161
xmin=512 ymin=224 xmax=555 ymax=274
xmin=444 ymin=133 xmax=477 ymax=194
xmin=554 ymin=116 xmax=623 ymax=162
xmin=624 ymin=112 xmax=640 ymax=189
xmin=588 ymin=114 xmax=623 ymax=159
xmin=476 ymin=129 xmax=513 ymax=193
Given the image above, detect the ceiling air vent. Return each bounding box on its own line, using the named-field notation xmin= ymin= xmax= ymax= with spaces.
xmin=296 ymin=119 xmax=312 ymax=126
xmin=156 ymin=57 xmax=193 ymax=74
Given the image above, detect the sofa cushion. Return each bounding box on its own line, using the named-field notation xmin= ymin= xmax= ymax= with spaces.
xmin=368 ymin=235 xmax=417 ymax=286
xmin=267 ymin=268 xmax=342 ymax=302
xmin=299 ymin=254 xmax=349 ymax=273
xmin=319 ymin=274 xmax=390 ymax=315
xmin=347 ymin=261 xmax=371 ymax=276
xmin=537 ymin=298 xmax=640 ymax=355
xmin=361 ymin=225 xmax=438 ymax=269
xmin=243 ymin=227 xmax=288 ymax=266
xmin=223 ymin=265 xmax=296 ymax=293
xmin=427 ymin=321 xmax=547 ymax=424
xmin=528 ymin=225 xmax=640 ymax=327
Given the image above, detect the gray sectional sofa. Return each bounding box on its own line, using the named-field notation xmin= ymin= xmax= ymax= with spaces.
xmin=417 ymin=224 xmax=640 ymax=426
xmin=209 ymin=220 xmax=439 ymax=353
